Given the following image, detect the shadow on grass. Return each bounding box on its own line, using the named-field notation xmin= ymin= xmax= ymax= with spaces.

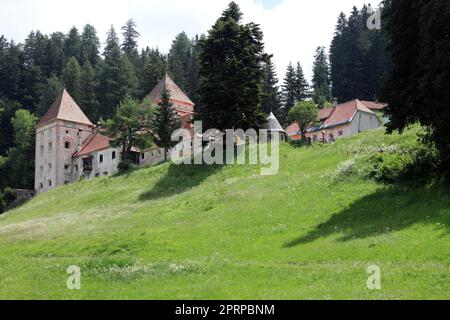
xmin=284 ymin=182 xmax=450 ymax=247
xmin=138 ymin=162 xmax=223 ymax=201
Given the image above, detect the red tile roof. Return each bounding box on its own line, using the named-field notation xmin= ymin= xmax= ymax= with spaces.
xmin=286 ymin=122 xmax=300 ymax=135
xmin=322 ymin=99 xmax=375 ymax=128
xmin=146 ymin=73 xmax=195 ymax=106
xmin=286 ymin=99 xmax=378 ymax=133
xmin=319 ymin=107 xmax=334 ymax=120
xmin=38 ymin=89 xmax=93 ymax=127
xmin=73 ymin=133 xmax=111 ymax=157
xmin=360 ymin=100 xmax=387 ymax=111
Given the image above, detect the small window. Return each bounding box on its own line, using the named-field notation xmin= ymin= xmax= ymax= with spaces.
xmin=48 ymin=142 xmax=52 ymax=152
xmin=39 ymin=183 xmax=43 ymax=189
xmin=66 ymin=130 xmax=69 ymax=134
xmin=141 ymin=153 xmax=145 ymax=160
xmin=112 ymin=151 xmax=116 ymax=160
xmin=95 ymin=173 xmax=100 ymax=177
xmin=64 ymin=181 xmax=70 ymax=185
xmin=99 ymin=154 xmax=103 ymax=163
xmin=64 ymin=164 xmax=70 ymax=170
xmin=40 ymin=145 xmax=44 ymax=154
xmin=338 ymin=131 xmax=344 ymax=136
xmin=103 ymin=171 xmax=108 ymax=176
xmin=65 ymin=141 xmax=71 ymax=149
xmin=48 ymin=163 xmax=52 ymax=169
xmin=48 ymin=180 xmax=52 ymax=187
xmin=75 ymin=165 xmax=79 ymax=171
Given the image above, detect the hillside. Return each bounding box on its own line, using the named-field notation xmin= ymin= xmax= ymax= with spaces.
xmin=0 ymin=127 xmax=448 ymax=299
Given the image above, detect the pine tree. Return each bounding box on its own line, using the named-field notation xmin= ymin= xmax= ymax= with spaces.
xmin=46 ymin=32 xmax=66 ymax=76
xmin=197 ymin=2 xmax=267 ymax=131
xmin=99 ymin=26 xmax=123 ymax=119
xmin=151 ymin=89 xmax=181 ymax=161
xmin=281 ymin=62 xmax=297 ymax=117
xmin=80 ymin=61 xmax=99 ymax=121
xmin=81 ymin=24 xmax=100 ymax=66
xmin=37 ymin=75 xmax=64 ymax=116
xmin=65 ymin=27 xmax=82 ymax=61
xmin=104 ymin=25 xmax=120 ymax=57
xmin=330 ymin=12 xmax=351 ymax=102
xmin=99 ymin=45 xmax=122 ymax=119
xmin=139 ymin=48 xmax=167 ymax=98
xmin=294 ymin=62 xmax=309 ymax=101
xmin=168 ymin=32 xmax=192 ymax=92
xmin=312 ymin=46 xmax=331 ymax=107
xmin=381 ymin=0 xmax=450 ymax=173
xmin=120 ymin=55 xmax=139 ymax=99
xmin=121 ymin=19 xmax=140 ymax=64
xmin=62 ymin=57 xmax=82 ymax=103
xmin=261 ymin=57 xmax=281 ymax=117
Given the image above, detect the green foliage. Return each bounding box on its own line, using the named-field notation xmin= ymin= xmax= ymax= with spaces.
xmin=197 ymin=2 xmax=267 ymax=131
xmin=312 ymin=46 xmax=331 ymax=106
xmin=288 ymin=100 xmax=319 ymax=140
xmin=37 ymin=75 xmax=64 ymax=116
xmin=168 ymin=32 xmax=193 ymax=92
xmin=381 ymin=0 xmax=450 ymax=176
xmin=330 ymin=6 xmax=390 ymax=102
xmin=100 ymin=96 xmax=153 ymax=162
xmin=151 ymin=89 xmax=181 ymax=161
xmin=261 ymin=56 xmax=281 ymax=117
xmin=333 ymin=126 xmax=439 ymax=183
xmin=62 ymin=57 xmax=82 ymax=102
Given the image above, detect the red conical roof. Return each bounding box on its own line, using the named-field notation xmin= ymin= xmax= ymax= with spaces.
xmin=38 ymin=89 xmax=93 ymax=127
xmin=146 ymin=73 xmax=194 ymax=106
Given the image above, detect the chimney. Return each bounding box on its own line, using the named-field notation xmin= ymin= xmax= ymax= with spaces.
xmin=333 ymin=98 xmax=338 ymax=108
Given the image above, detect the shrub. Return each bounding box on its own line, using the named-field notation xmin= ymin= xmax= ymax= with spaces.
xmin=118 ymin=160 xmax=132 ymax=172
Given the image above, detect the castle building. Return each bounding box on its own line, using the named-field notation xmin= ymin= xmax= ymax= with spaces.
xmin=35 ymin=74 xmax=195 ymax=194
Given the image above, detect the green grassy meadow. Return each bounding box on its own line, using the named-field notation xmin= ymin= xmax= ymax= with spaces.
xmin=0 ymin=127 xmax=449 ymax=299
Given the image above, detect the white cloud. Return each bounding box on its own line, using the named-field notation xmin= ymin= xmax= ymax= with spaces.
xmin=0 ymin=0 xmax=373 ymax=82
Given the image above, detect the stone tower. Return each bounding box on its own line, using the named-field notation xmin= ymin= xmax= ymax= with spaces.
xmin=35 ymin=89 xmax=93 ymax=193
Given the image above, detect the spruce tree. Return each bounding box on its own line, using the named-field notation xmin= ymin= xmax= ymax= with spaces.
xmin=121 ymin=19 xmax=140 ymax=64
xmin=81 ymin=24 xmax=100 ymax=66
xmin=197 ymin=1 xmax=267 ymax=131
xmin=312 ymin=46 xmax=331 ymax=107
xmin=80 ymin=61 xmax=99 ymax=121
xmin=62 ymin=57 xmax=82 ymax=103
xmin=65 ymin=27 xmax=82 ymax=61
xmin=151 ymin=89 xmax=181 ymax=161
xmin=261 ymin=57 xmax=281 ymax=117
xmin=168 ymin=32 xmax=192 ymax=92
xmin=37 ymin=75 xmax=64 ymax=116
xmin=294 ymin=62 xmax=309 ymax=101
xmin=281 ymin=62 xmax=297 ymax=117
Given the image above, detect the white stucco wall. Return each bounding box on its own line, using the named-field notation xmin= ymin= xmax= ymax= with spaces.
xmin=350 ymin=111 xmax=381 ymax=135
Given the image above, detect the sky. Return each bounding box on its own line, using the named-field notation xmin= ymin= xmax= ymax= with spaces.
xmin=0 ymin=0 xmax=374 ymax=82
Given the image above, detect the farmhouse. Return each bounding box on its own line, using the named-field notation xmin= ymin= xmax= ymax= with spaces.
xmin=34 ymin=74 xmax=195 ymax=194
xmin=286 ymin=99 xmax=385 ymax=142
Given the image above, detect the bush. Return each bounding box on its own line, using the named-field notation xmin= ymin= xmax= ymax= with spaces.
xmin=334 ymin=136 xmax=439 ymax=183
xmin=288 ymin=139 xmax=309 ymax=148
xmin=118 ymin=160 xmax=132 ymax=172
xmin=3 ymin=187 xmax=16 ymax=203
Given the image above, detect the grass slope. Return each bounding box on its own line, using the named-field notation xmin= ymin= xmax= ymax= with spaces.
xmin=0 ymin=128 xmax=449 ymax=299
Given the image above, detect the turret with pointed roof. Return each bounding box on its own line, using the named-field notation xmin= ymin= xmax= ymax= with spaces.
xmin=146 ymin=73 xmax=195 ymax=114
xmin=38 ymin=89 xmax=93 ymax=127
